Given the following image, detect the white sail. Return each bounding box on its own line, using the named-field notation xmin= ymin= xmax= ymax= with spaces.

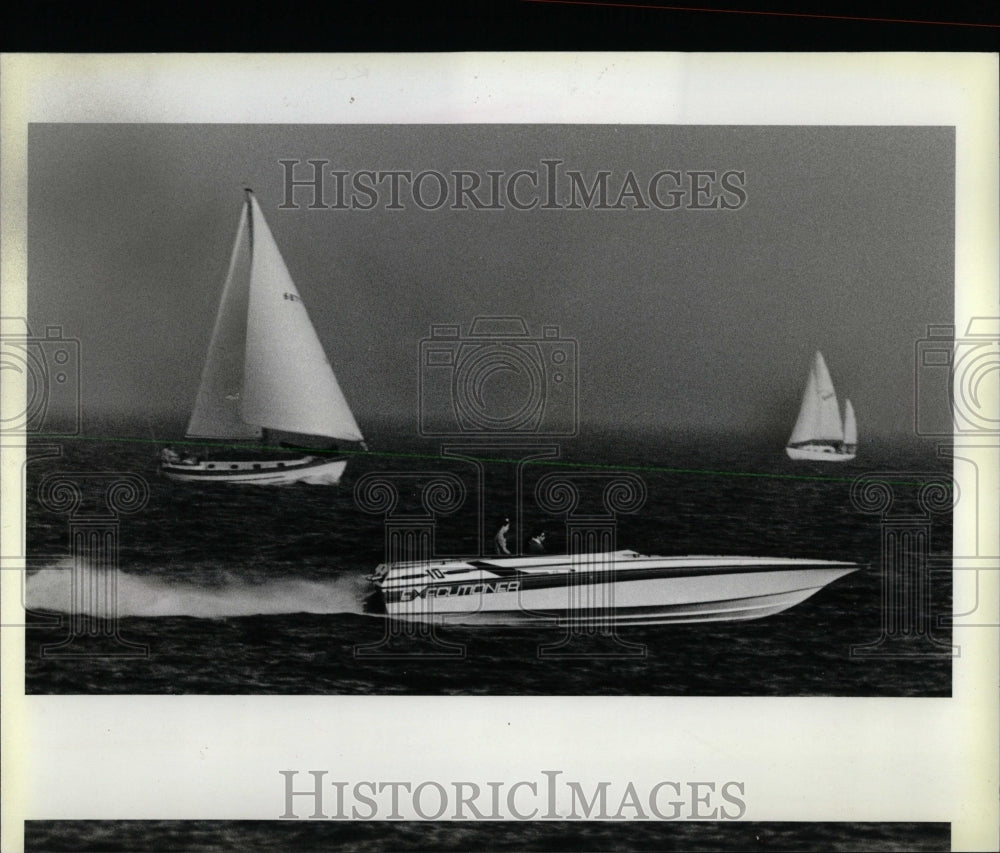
xmin=241 ymin=195 xmax=364 ymax=442
xmin=843 ymin=399 xmax=857 ymax=446
xmin=186 ymin=204 xmax=263 ymax=440
xmin=787 ymin=364 xmax=819 ymax=446
xmin=811 ymin=352 xmax=845 ymax=442
xmin=788 ymin=352 xmax=844 ymax=446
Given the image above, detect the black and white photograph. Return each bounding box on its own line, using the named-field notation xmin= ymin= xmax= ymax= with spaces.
xmin=2 ymin=52 xmax=997 ymax=852
xmin=19 ymin=121 xmax=959 ymax=696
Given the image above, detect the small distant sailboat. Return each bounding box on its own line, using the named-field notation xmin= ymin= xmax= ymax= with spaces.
xmin=785 ymin=352 xmax=857 ymax=462
xmin=160 ymin=189 xmax=366 ymax=485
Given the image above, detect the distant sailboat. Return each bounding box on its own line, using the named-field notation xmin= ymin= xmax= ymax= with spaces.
xmin=785 ymin=352 xmax=856 ymax=462
xmin=160 ymin=189 xmax=366 ymax=484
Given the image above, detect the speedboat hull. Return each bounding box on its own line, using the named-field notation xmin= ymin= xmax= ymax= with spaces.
xmin=369 ymin=551 xmax=859 ymax=626
xmin=160 ymin=455 xmax=347 ymax=485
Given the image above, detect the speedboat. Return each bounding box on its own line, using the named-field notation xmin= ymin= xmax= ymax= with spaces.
xmin=367 ymin=550 xmax=860 ymax=626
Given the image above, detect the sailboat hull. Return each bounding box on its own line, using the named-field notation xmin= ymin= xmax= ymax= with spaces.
xmin=160 ymin=455 xmax=348 ymax=485
xmin=785 ymin=446 xmax=855 ymax=462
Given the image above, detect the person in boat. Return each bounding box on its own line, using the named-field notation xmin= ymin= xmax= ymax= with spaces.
xmin=528 ymin=531 xmax=547 ymax=554
xmin=494 ymin=518 xmax=511 ymax=555
xmin=160 ymin=447 xmax=181 ymax=464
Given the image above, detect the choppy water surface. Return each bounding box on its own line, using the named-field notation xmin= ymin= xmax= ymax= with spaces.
xmin=24 ymin=819 xmax=950 ymax=852
xmin=24 ymin=428 xmax=952 ymax=696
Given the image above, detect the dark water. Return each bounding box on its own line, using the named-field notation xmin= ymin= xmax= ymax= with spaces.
xmin=24 ymin=819 xmax=950 ymax=852
xmin=23 ymin=427 xmax=953 ymax=695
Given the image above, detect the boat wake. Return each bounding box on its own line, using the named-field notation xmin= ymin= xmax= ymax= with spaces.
xmin=24 ymin=561 xmax=370 ymax=619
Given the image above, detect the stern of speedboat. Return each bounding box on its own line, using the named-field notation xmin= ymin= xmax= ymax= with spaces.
xmin=362 ymin=563 xmax=390 ymax=614
xmin=367 ymin=563 xmax=390 ymax=584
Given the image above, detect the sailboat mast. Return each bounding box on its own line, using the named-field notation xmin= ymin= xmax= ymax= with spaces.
xmin=244 ymin=187 xmax=255 ymax=252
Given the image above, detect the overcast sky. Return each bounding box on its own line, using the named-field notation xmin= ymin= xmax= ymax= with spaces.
xmin=27 ymin=124 xmax=952 ymax=440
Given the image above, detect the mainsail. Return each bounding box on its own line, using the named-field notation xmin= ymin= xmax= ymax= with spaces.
xmin=185 ymin=191 xmax=364 ymax=444
xmin=787 ymin=351 xmax=844 ymax=446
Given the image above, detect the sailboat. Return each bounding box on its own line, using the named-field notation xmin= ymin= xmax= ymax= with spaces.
xmin=160 ymin=189 xmax=366 ymax=485
xmin=785 ymin=351 xmax=857 ymax=462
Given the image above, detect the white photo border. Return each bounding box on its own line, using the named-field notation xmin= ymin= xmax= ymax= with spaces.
xmin=1 ymin=53 xmax=997 ymax=851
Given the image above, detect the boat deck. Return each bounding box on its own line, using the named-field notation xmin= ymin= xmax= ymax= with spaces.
xmin=374 ymin=551 xmax=860 ymax=586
